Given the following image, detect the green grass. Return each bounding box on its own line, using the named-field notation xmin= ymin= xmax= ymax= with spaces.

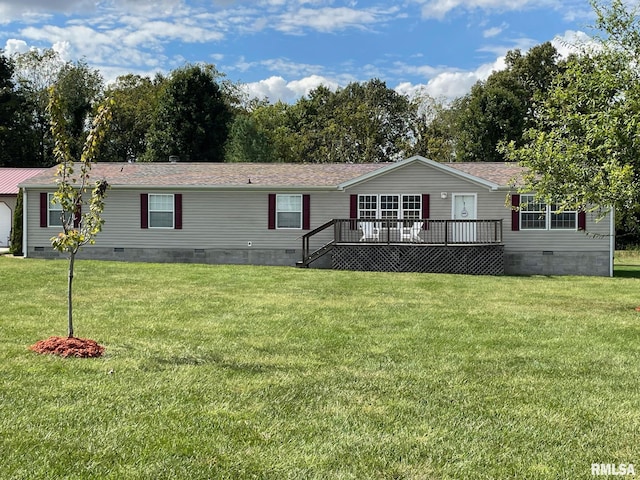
xmin=1 ymin=257 xmax=639 ymax=479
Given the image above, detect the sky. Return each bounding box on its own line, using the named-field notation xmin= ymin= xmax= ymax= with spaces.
xmin=0 ymin=0 xmax=597 ymax=104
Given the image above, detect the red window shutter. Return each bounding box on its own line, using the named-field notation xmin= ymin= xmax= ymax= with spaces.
xmin=350 ymin=194 xmax=358 ymax=230
xmin=350 ymin=194 xmax=358 ymax=219
xmin=511 ymin=194 xmax=520 ymax=231
xmin=73 ymin=203 xmax=81 ymax=228
xmin=422 ymin=194 xmax=430 ymax=229
xmin=268 ymin=194 xmax=276 ymax=229
xmin=140 ymin=193 xmax=148 ymax=229
xmin=578 ymin=210 xmax=586 ymax=231
xmin=175 ymin=194 xmax=182 ymax=229
xmin=302 ymin=194 xmax=310 ymax=230
xmin=40 ymin=192 xmax=48 ymax=227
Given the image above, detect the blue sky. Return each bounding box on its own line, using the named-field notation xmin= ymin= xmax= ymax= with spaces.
xmin=0 ymin=0 xmax=596 ymax=103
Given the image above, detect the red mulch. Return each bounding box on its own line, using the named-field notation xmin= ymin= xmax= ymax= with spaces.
xmin=30 ymin=336 xmax=105 ymax=358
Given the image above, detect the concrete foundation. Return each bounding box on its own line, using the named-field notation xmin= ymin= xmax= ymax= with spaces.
xmin=504 ymin=250 xmax=610 ymax=276
xmin=28 ymin=246 xmax=307 ymax=267
xmin=28 ymin=246 xmax=611 ymax=276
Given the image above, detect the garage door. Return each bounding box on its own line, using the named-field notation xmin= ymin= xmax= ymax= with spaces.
xmin=0 ymin=202 xmax=11 ymax=247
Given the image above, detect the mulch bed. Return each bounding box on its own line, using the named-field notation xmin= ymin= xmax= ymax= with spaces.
xmin=30 ymin=336 xmax=105 ymax=358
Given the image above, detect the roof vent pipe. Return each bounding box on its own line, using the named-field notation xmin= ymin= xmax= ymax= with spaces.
xmin=169 ymin=155 xmax=179 ymax=163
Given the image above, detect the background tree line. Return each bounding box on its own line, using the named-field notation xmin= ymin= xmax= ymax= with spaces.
xmin=5 ymin=0 xmax=640 ymax=247
xmin=0 ymin=41 xmax=566 ymax=167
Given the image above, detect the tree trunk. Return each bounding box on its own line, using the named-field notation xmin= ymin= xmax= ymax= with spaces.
xmin=67 ymin=252 xmax=75 ymax=338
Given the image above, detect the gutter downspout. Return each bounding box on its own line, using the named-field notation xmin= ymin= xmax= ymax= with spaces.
xmin=22 ymin=189 xmax=28 ymax=258
xmin=610 ymin=207 xmax=615 ymax=277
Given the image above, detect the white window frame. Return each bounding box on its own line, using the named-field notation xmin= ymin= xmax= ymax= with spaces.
xmin=520 ymin=194 xmax=577 ymax=230
xmin=276 ymin=194 xmax=302 ymax=229
xmin=148 ymin=193 xmax=175 ymax=229
xmin=358 ymin=194 xmax=378 ymax=220
xmin=549 ymin=202 xmax=577 ymax=230
xmin=48 ymin=193 xmax=63 ymax=227
xmin=402 ymin=194 xmax=422 ymax=222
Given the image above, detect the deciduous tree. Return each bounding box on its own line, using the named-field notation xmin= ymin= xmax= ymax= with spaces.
xmin=144 ymin=64 xmax=232 ymax=162
xmin=452 ymin=42 xmax=563 ymax=162
xmin=47 ymin=87 xmax=112 ymax=338
xmin=103 ymin=74 xmax=162 ymax=162
xmin=503 ymin=0 xmax=640 ymax=235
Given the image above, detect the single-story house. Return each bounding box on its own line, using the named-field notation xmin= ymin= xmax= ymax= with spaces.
xmin=19 ymin=156 xmax=614 ymax=276
xmin=0 ymin=168 xmax=46 ymax=247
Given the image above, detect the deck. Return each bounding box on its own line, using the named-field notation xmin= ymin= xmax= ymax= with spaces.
xmin=299 ymin=219 xmax=505 ymax=275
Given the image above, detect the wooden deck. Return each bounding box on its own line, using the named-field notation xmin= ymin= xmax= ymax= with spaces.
xmin=298 ymin=219 xmax=505 ymax=274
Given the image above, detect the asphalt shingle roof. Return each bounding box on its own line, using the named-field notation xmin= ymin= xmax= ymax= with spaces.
xmin=20 ymin=160 xmax=525 ymax=189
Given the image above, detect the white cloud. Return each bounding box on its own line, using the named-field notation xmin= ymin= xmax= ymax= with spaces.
xmin=243 ymin=74 xmax=339 ymax=102
xmin=415 ymin=0 xmax=560 ymax=20
xmin=3 ymin=39 xmax=29 ymax=55
xmin=288 ymin=74 xmax=339 ymax=95
xmin=551 ymin=29 xmax=595 ymax=58
xmin=483 ymin=22 xmax=507 ymax=38
xmin=477 ymin=36 xmax=537 ymax=57
xmin=52 ymin=40 xmax=72 ymax=61
xmin=274 ymin=6 xmax=382 ymax=34
xmin=0 ymin=0 xmax=183 ymax=22
xmin=394 ymin=54 xmax=507 ymax=103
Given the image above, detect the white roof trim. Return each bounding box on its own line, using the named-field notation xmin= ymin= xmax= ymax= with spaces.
xmin=337 ymin=155 xmax=502 ymax=191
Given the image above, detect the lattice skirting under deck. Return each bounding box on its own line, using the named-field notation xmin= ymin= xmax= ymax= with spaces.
xmin=332 ymin=245 xmax=504 ymax=275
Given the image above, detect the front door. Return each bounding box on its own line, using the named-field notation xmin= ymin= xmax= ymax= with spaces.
xmin=452 ymin=194 xmax=477 ymax=242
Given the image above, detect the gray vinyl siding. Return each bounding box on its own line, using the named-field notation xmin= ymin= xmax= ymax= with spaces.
xmin=24 ymin=188 xmax=350 ymax=253
xmin=23 ymin=160 xmax=612 ymax=259
xmin=503 ymin=209 xmax=611 ymax=252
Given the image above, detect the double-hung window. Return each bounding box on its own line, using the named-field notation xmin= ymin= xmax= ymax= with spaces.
xmin=48 ymin=193 xmax=63 ymax=227
xmin=549 ymin=202 xmax=577 ymax=229
xmin=380 ymin=195 xmax=399 ymax=220
xmin=276 ymin=194 xmax=302 ymax=229
xmin=519 ymin=194 xmax=577 ymax=230
xmin=358 ymin=195 xmax=378 ymax=220
xmin=402 ymin=195 xmax=422 ymax=223
xmin=148 ymin=194 xmax=175 ymax=228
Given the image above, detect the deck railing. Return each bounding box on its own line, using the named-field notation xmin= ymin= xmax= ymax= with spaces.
xmin=334 ymin=219 xmax=503 ymax=245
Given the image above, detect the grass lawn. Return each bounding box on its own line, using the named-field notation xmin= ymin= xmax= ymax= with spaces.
xmin=1 ymin=256 xmax=639 ymax=479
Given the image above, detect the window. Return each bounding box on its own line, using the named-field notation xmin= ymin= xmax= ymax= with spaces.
xmin=358 ymin=194 xmax=421 ymax=221
xmin=520 ymin=195 xmax=576 ymax=230
xmin=148 ymin=194 xmax=174 ymax=228
xmin=48 ymin=193 xmax=62 ymax=227
xmin=358 ymin=195 xmax=378 ymax=220
xmin=380 ymin=195 xmax=399 ymax=220
xmin=549 ymin=203 xmax=577 ymax=229
xmin=520 ymin=195 xmax=546 ymax=230
xmin=276 ymin=194 xmax=302 ymax=229
xmin=402 ymin=195 xmax=422 ymax=222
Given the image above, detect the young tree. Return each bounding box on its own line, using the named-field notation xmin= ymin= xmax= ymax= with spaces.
xmin=48 ymin=86 xmax=112 ymax=338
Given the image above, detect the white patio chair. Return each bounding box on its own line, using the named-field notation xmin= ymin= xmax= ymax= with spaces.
xmin=402 ymin=222 xmax=422 ymax=242
xmin=360 ymin=222 xmax=380 ymax=242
